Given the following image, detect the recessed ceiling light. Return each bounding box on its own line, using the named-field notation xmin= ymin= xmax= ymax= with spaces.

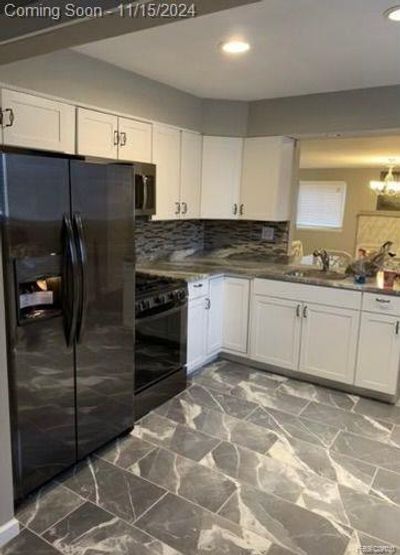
xmin=385 ymin=6 xmax=400 ymax=21
xmin=221 ymin=40 xmax=250 ymax=54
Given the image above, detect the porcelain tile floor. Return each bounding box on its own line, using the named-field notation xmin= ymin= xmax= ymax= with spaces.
xmin=3 ymin=359 xmax=400 ymax=555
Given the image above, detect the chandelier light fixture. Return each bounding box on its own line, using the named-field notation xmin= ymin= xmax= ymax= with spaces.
xmin=369 ymin=162 xmax=400 ymax=196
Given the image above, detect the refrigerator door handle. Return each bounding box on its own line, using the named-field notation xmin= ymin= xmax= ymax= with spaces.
xmin=73 ymin=212 xmax=88 ymax=343
xmin=63 ymin=214 xmax=80 ymax=346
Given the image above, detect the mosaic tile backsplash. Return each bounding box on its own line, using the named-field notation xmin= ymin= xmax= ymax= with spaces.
xmin=135 ymin=218 xmax=290 ymax=262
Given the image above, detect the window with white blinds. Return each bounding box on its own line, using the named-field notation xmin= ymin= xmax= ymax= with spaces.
xmin=296 ymin=181 xmax=347 ymax=230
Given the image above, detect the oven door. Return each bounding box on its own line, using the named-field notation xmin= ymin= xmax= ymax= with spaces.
xmin=135 ymin=300 xmax=187 ymax=392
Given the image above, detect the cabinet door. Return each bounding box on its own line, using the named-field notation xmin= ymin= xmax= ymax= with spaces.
xmin=1 ymin=89 xmax=75 ymax=154
xmin=187 ymin=296 xmax=208 ymax=373
xmin=207 ymin=277 xmax=224 ymax=355
xmin=223 ymin=278 xmax=250 ymax=353
xmin=77 ymin=108 xmax=118 ymax=159
xmin=118 ymin=117 xmax=152 ymax=163
xmin=201 ymin=136 xmax=242 ymax=219
xmin=240 ymin=136 xmax=295 ymax=221
xmin=153 ymin=125 xmax=181 ymax=220
xmin=250 ymin=295 xmax=301 ymax=371
xmin=180 ymin=131 xmax=202 ymax=219
xmin=300 ymin=303 xmax=359 ymax=384
xmin=355 ymin=312 xmax=400 ymax=394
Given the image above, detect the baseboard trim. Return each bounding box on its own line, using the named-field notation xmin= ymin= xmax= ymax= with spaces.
xmin=0 ymin=518 xmax=19 ymax=548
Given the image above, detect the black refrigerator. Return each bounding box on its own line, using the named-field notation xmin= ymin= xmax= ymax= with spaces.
xmin=0 ymin=149 xmax=135 ymax=501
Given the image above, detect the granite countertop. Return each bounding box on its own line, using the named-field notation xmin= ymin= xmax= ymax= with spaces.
xmin=138 ymin=255 xmax=400 ymax=297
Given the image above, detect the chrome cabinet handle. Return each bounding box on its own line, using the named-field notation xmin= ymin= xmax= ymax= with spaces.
xmin=193 ymin=283 xmax=203 ymax=288
xmin=205 ymin=298 xmax=211 ymax=310
xmin=233 ymin=203 xmax=238 ymax=215
xmin=303 ymin=305 xmax=308 ymax=318
xmin=4 ymin=108 xmax=14 ymax=127
xmin=175 ymin=202 xmax=181 ymax=215
xmin=113 ymin=130 xmax=119 ymax=146
xmin=376 ymin=297 xmax=391 ymax=304
xmin=396 ymin=321 xmax=399 ymax=335
xmin=296 ymin=304 xmax=301 ymax=317
xmin=239 ymin=203 xmax=244 ymax=216
xmin=120 ymin=132 xmax=127 ymax=146
xmin=182 ymin=202 xmax=188 ymax=215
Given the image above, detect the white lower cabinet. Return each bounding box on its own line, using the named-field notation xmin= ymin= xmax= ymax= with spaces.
xmin=250 ymin=296 xmax=301 ymax=370
xmin=299 ymin=303 xmax=360 ymax=384
xmin=207 ymin=277 xmax=224 ymax=356
xmin=187 ymin=295 xmax=208 ymax=373
xmin=223 ymin=278 xmax=250 ymax=354
xmin=355 ymin=312 xmax=400 ymax=394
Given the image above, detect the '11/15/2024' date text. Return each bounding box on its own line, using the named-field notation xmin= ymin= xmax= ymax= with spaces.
xmin=117 ymin=2 xmax=197 ymax=18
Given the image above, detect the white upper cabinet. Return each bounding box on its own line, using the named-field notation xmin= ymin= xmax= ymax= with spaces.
xmin=180 ymin=130 xmax=202 ymax=219
xmin=356 ymin=312 xmax=400 ymax=394
xmin=152 ymin=124 xmax=181 ymax=220
xmin=77 ymin=108 xmax=118 ymax=159
xmin=1 ymin=89 xmax=75 ymax=154
xmin=240 ymin=136 xmax=296 ymax=221
xmin=201 ymin=136 xmax=243 ymax=219
xmin=299 ymin=303 xmax=359 ymax=385
xmin=223 ymin=277 xmax=250 ymax=354
xmin=118 ymin=117 xmax=152 ymax=163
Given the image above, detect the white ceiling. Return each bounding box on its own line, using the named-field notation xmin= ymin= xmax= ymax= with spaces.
xmin=74 ymin=0 xmax=400 ymax=101
xmin=300 ymin=135 xmax=400 ymax=168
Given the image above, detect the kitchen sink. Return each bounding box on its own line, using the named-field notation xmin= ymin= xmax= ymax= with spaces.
xmin=285 ymin=269 xmax=347 ymax=281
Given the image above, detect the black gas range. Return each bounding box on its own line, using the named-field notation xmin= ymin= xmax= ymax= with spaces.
xmin=134 ymin=272 xmax=188 ymax=419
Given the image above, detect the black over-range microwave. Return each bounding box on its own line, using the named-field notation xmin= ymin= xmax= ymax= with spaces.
xmin=135 ymin=162 xmax=156 ymax=216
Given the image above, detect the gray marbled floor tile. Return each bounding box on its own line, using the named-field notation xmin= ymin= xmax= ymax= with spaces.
xmin=371 ymin=468 xmax=400 ymax=506
xmin=332 ymin=431 xmax=400 ymax=474
xmin=60 ymin=456 xmax=166 ymax=524
xmin=200 ymin=360 xmax=287 ymax=390
xmin=278 ymin=379 xmax=358 ymax=411
xmin=43 ymin=501 xmax=180 ymax=555
xmin=156 ymin=397 xmax=278 ymax=454
xmin=247 ymin=406 xmax=340 ymax=448
xmin=2 ymin=529 xmax=60 ymax=555
xmin=132 ymin=412 xmax=220 ymax=461
xmin=180 ymin=383 xmax=258 ymax=419
xmin=15 ymin=481 xmax=84 ymax=535
xmin=267 ymin=434 xmax=376 ymax=493
xmin=230 ymin=383 xmax=310 ymax=416
xmin=354 ymin=397 xmax=400 ymax=426
xmin=390 ymin=426 xmax=400 ymax=447
xmin=344 ymin=531 xmax=398 ymax=555
xmin=301 ymin=402 xmax=393 ymax=442
xmin=190 ymin=372 xmax=235 ymax=394
xmin=131 ymin=446 xmax=236 ymax=513
xmin=135 ymin=492 xmax=274 ymax=555
xmin=97 ymin=435 xmax=156 ymax=470
xmin=218 ymin=484 xmax=352 ymax=555
xmin=339 ymin=485 xmax=400 ymax=548
xmin=200 ymin=441 xmax=303 ymax=503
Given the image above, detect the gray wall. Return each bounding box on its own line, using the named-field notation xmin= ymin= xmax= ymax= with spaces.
xmin=201 ymin=99 xmax=249 ymax=137
xmin=248 ymin=86 xmax=400 ymax=137
xmin=0 ymin=50 xmax=203 ymax=131
xmin=294 ymin=167 xmax=379 ymax=255
xmin=0 ymin=50 xmax=250 ymax=136
xmin=0 ymin=241 xmax=15 ymax=533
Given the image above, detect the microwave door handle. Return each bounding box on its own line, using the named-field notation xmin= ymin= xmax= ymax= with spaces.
xmin=142 ymin=175 xmax=148 ymax=211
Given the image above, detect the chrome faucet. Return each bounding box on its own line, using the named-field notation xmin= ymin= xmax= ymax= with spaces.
xmin=313 ymin=249 xmax=330 ymax=272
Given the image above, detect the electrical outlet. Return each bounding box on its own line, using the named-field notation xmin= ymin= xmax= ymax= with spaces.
xmin=261 ymin=226 xmax=275 ymax=241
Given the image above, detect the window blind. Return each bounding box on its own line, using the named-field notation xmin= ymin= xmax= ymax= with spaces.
xmin=296 ymin=181 xmax=347 ymax=229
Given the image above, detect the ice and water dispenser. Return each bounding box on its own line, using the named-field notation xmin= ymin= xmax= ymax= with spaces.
xmin=15 ymin=255 xmax=62 ymax=324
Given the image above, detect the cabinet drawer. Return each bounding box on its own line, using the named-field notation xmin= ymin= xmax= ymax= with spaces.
xmin=362 ymin=292 xmax=400 ymax=316
xmin=188 ymin=279 xmax=209 ymax=300
xmin=253 ymin=279 xmax=361 ymax=310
